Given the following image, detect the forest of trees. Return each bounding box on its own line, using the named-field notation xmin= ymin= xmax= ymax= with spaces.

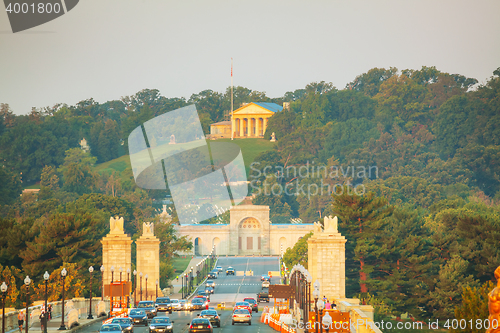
xmin=0 ymin=66 xmax=499 ymax=322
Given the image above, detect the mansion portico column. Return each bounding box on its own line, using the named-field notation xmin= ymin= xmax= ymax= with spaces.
xmin=255 ymin=118 xmax=260 ymax=137
xmin=263 ymin=118 xmax=268 ymax=135
xmin=247 ymin=118 xmax=251 ymax=137
xmin=239 ymin=117 xmax=244 ymax=137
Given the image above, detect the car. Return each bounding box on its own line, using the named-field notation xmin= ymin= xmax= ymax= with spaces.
xmin=197 ymin=290 xmax=209 ymax=297
xmin=262 ymin=280 xmax=270 ymax=288
xmin=226 ymin=267 xmax=235 ymax=275
xmin=148 ymin=317 xmax=174 ymax=333
xmin=154 ymin=297 xmax=172 ymax=313
xmin=128 ymin=309 xmax=148 ymax=326
xmin=111 ymin=318 xmax=134 ymax=333
xmin=234 ymin=301 xmax=252 ymax=313
xmin=100 ymin=324 xmax=123 ymax=333
xmin=194 ymin=295 xmax=209 ymax=307
xmin=261 ymin=275 xmax=271 ymax=281
xmin=206 ymin=280 xmax=215 ymax=288
xmin=243 ymin=298 xmax=258 ymax=313
xmin=190 ymin=298 xmax=206 ymax=311
xmin=216 ymin=266 xmax=222 ymax=272
xmin=207 ymin=272 xmax=217 ymax=279
xmin=179 ymin=300 xmax=190 ymax=310
xmin=232 ymin=309 xmax=252 ymax=325
xmin=170 ymin=299 xmax=181 ymax=311
xmin=205 ymin=286 xmax=214 ymax=294
xmin=198 ymin=309 xmax=221 ymax=328
xmin=187 ymin=318 xmax=213 ymax=333
xmin=208 ymin=306 xmax=216 ymax=310
xmin=137 ymin=301 xmax=157 ymax=318
xmin=210 ymin=269 xmax=219 ymax=277
xmin=258 ymin=287 xmax=269 ymax=302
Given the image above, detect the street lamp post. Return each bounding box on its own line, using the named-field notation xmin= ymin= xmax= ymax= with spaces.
xmin=313 ymin=282 xmax=320 ymax=333
xmin=155 ymin=280 xmax=158 ymax=299
xmin=317 ymin=299 xmax=325 ymax=333
xmin=24 ymin=276 xmax=31 ymax=333
xmin=139 ymin=273 xmax=143 ymax=301
xmin=1 ymin=281 xmax=7 ymax=333
xmin=59 ymin=268 xmax=67 ymax=330
xmin=145 ymin=275 xmax=148 ymax=301
xmin=119 ymin=267 xmax=123 ymax=306
xmin=43 ymin=271 xmax=49 ymax=333
xmin=127 ymin=268 xmax=131 ymax=308
xmin=133 ymin=270 xmax=137 ymax=306
xmin=100 ymin=266 xmax=104 ymax=301
xmin=88 ymin=266 xmax=94 ymax=319
xmin=110 ymin=266 xmax=114 ymax=283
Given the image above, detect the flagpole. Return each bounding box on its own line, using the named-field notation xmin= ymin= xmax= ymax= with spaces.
xmin=231 ymin=58 xmax=234 ymax=140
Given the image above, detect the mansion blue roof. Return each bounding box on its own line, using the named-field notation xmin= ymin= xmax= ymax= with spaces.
xmin=254 ymin=102 xmax=283 ymax=113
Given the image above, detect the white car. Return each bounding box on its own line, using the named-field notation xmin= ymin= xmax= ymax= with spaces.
xmin=216 ymin=266 xmax=223 ymax=272
xmin=262 ymin=280 xmax=270 ymax=288
xmin=206 ymin=280 xmax=215 ymax=288
xmin=170 ymin=299 xmax=181 ymax=311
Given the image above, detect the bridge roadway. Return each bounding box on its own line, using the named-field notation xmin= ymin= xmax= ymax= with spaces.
xmin=79 ymin=257 xmax=282 ymax=333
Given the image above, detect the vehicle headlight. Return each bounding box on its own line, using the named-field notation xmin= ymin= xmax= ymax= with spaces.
xmin=127 ymin=326 xmax=132 ymax=330
xmin=150 ymin=326 xmax=155 ymax=329
xmin=166 ymin=324 xmax=172 ymax=329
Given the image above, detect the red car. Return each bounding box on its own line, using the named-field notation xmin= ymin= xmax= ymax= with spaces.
xmin=243 ymin=298 xmax=258 ymax=313
xmin=234 ymin=301 xmax=252 ymax=313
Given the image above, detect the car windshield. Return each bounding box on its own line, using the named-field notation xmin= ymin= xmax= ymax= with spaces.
xmin=201 ymin=310 xmax=217 ymax=316
xmin=111 ymin=319 xmax=130 ymax=324
xmin=180 ymin=300 xmax=186 ymax=304
xmin=138 ymin=302 xmax=154 ymax=308
xmin=100 ymin=325 xmax=121 ymax=331
xmin=155 ymin=298 xmax=169 ymax=303
xmin=207 ymin=280 xmax=213 ymax=283
xmin=170 ymin=299 xmax=179 ymax=303
xmin=192 ymin=319 xmax=209 ymax=324
xmin=244 ymin=299 xmax=256 ymax=304
xmin=234 ymin=309 xmax=249 ymax=314
xmin=130 ymin=310 xmax=145 ymax=315
xmin=192 ymin=299 xmax=203 ymax=304
xmin=151 ymin=318 xmax=170 ymax=324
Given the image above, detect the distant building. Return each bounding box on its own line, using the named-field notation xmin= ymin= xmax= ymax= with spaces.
xmin=80 ymin=138 xmax=90 ymax=152
xmin=208 ymin=102 xmax=284 ymax=139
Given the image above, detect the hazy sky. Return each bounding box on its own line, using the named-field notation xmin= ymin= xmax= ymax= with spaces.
xmin=1 ymin=0 xmax=499 ymax=115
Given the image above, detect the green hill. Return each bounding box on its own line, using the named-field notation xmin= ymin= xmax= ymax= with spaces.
xmin=93 ymin=138 xmax=274 ymax=181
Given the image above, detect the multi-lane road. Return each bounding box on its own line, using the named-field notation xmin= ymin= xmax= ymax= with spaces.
xmin=79 ymin=257 xmax=281 ymax=333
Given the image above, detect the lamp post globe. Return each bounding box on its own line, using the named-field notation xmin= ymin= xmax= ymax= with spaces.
xmin=1 ymin=281 xmax=8 ymax=333
xmin=322 ymin=312 xmax=332 ymax=333
xmin=43 ymin=271 xmax=49 ymax=333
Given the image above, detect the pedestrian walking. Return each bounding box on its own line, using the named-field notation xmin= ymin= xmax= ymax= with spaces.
xmin=18 ymin=310 xmax=25 ymax=332
xmin=47 ymin=304 xmax=52 ymax=320
xmin=39 ymin=310 xmax=46 ymax=332
xmin=325 ymin=299 xmax=331 ymax=310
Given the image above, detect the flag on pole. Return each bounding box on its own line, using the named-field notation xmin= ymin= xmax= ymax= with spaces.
xmin=231 ymin=58 xmax=233 ymax=77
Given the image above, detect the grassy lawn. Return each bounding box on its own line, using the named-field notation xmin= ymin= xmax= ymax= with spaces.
xmin=171 ymin=257 xmax=192 ymax=275
xmin=92 ymin=138 xmax=274 ymax=180
xmin=24 ymin=183 xmax=40 ymax=189
xmin=210 ymin=138 xmax=275 ymax=176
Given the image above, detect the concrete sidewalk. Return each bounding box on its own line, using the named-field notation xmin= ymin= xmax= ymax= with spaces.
xmin=10 ymin=315 xmax=104 ymax=333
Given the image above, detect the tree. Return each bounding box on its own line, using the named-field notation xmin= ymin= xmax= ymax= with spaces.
xmin=453 ymin=280 xmax=494 ymax=333
xmin=58 ymin=148 xmax=97 ymax=194
xmin=347 ymin=67 xmax=398 ymax=97
xmin=332 ymin=189 xmax=393 ymax=294
xmin=0 ymin=167 xmax=22 ymax=205
xmin=282 ymin=232 xmax=313 ymax=268
xmin=38 ymin=165 xmax=60 ymax=199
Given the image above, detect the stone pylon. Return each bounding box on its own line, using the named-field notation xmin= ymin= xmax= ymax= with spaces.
xmin=307 ymin=216 xmax=346 ymax=302
xmin=136 ymin=222 xmax=162 ymax=300
xmin=101 ymin=216 xmax=132 ymax=286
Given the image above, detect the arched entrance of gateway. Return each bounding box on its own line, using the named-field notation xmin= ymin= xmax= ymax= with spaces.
xmin=194 ymin=237 xmax=202 ymax=256
xmin=237 ymin=217 xmax=262 ymax=255
xmin=212 ymin=237 xmax=221 ymax=255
